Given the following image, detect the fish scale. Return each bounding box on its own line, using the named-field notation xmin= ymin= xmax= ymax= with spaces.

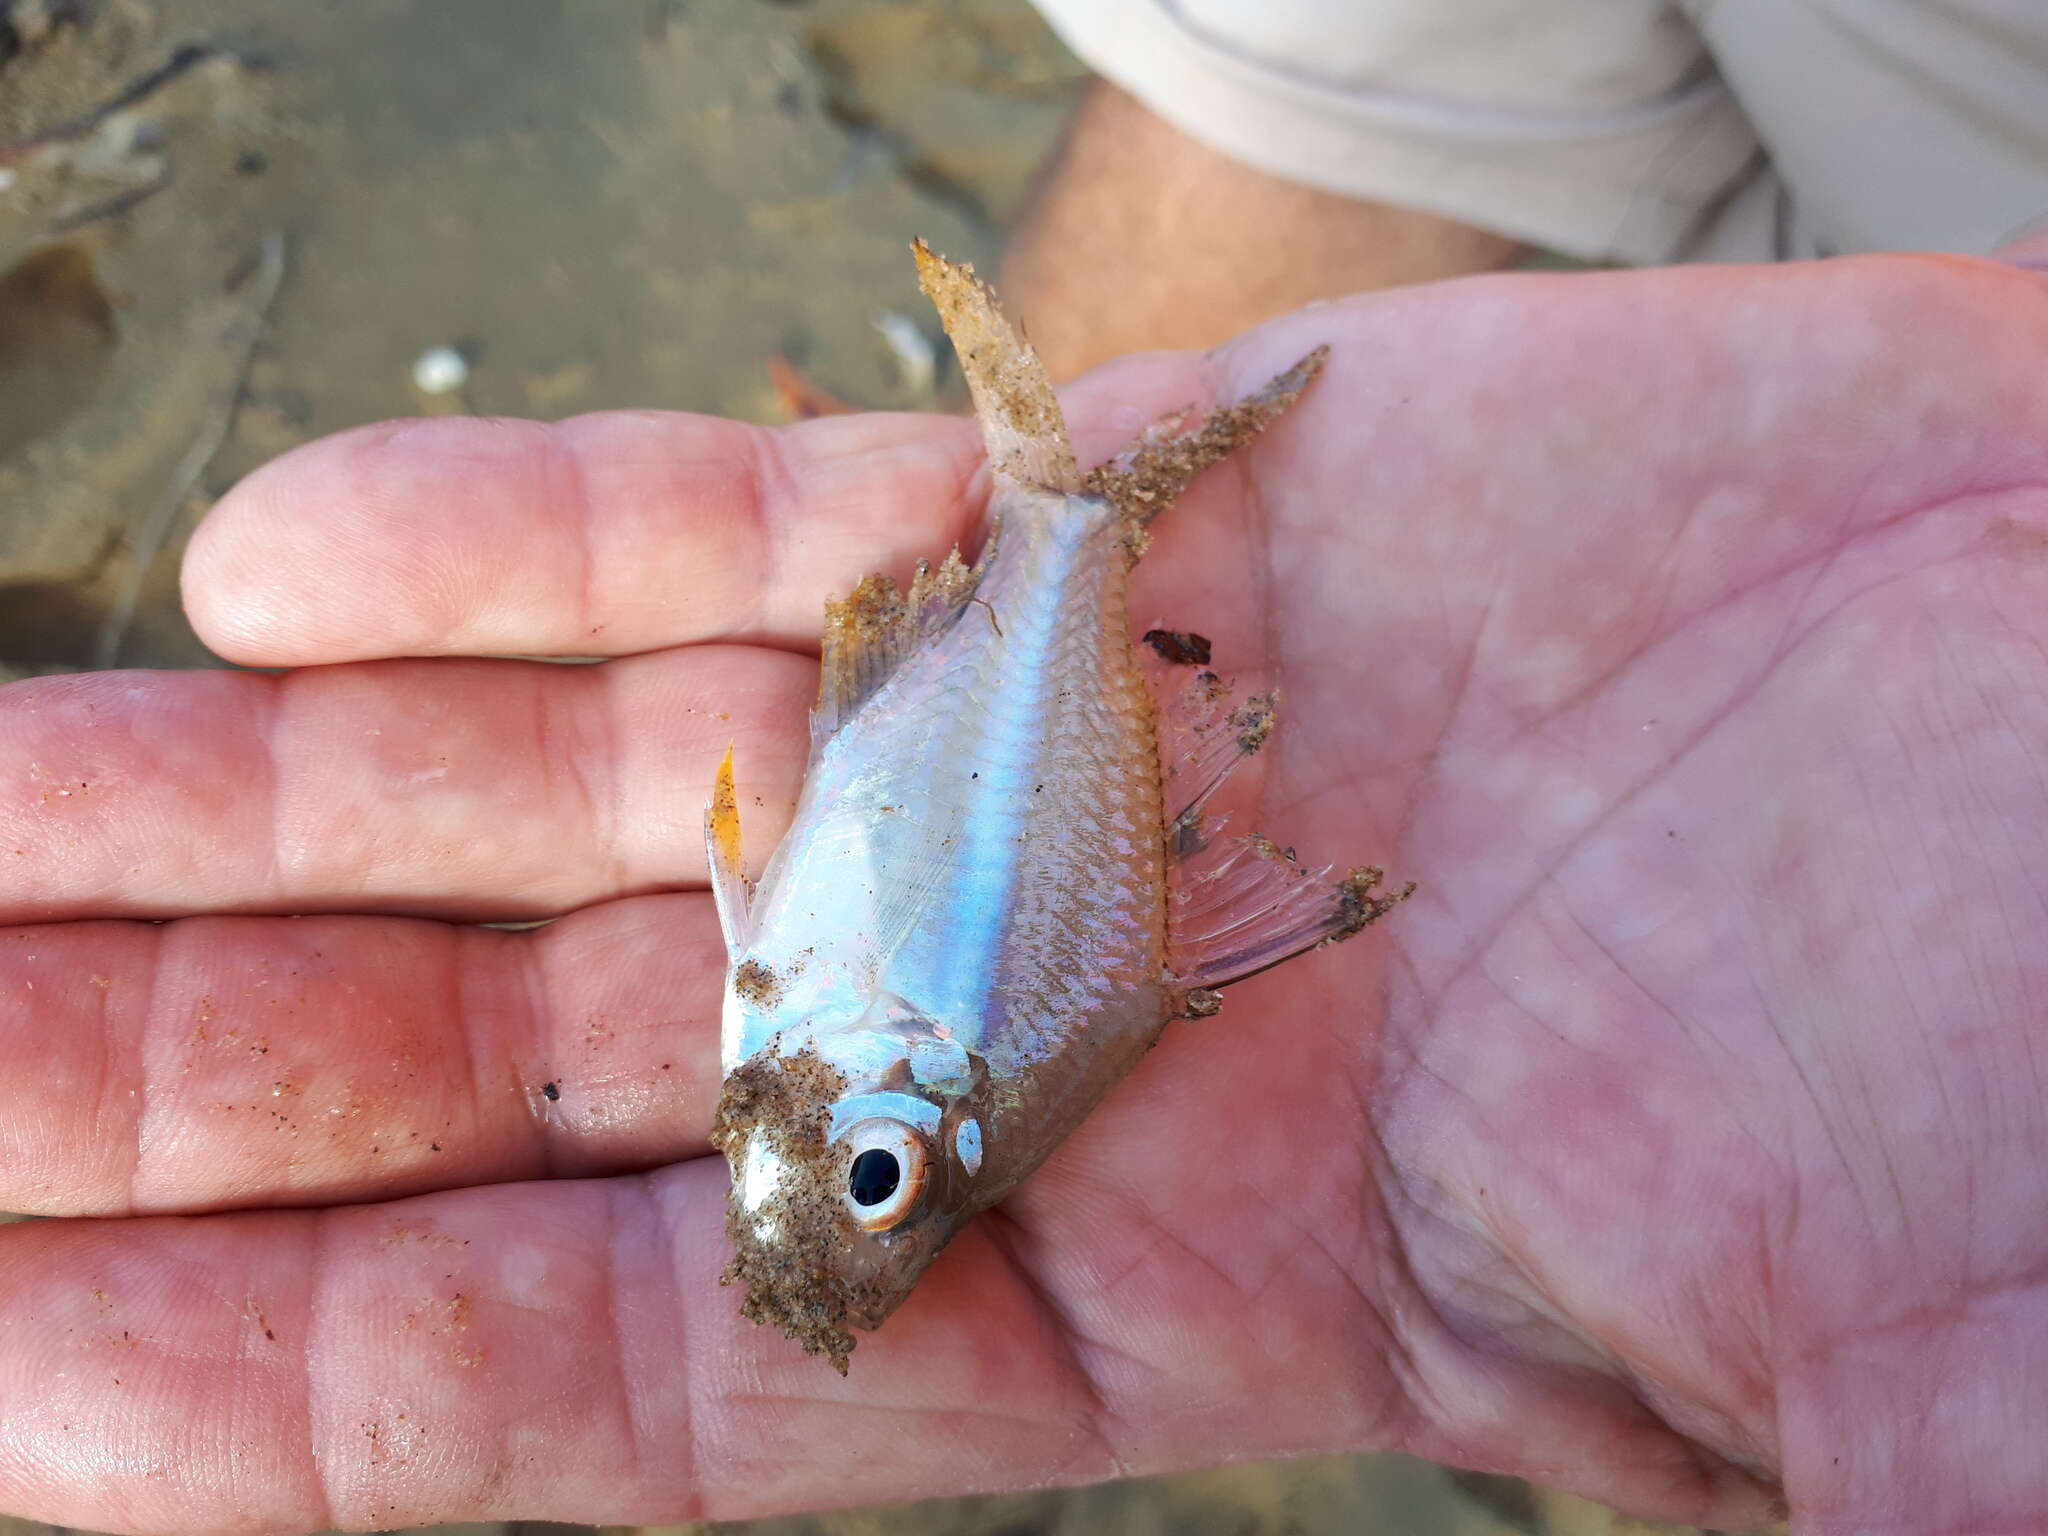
xmin=899 ymin=513 xmax=1120 ymax=1034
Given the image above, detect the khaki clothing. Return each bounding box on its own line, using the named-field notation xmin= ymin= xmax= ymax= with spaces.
xmin=1029 ymin=0 xmax=2048 ymax=264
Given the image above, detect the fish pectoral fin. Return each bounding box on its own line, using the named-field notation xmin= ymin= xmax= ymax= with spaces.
xmin=812 ymin=545 xmax=986 ymax=749
xmin=1086 ymin=348 xmax=1327 ymax=532
xmin=913 ymin=238 xmax=1081 ymax=495
xmin=1169 ymin=833 xmax=1411 ymax=998
xmin=706 ymin=744 xmax=752 ymax=951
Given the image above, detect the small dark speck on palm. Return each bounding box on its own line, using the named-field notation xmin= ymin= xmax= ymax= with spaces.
xmin=1142 ymin=628 xmax=1213 ymax=666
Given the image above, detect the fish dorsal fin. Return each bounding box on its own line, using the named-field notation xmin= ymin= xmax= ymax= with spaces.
xmin=812 ymin=543 xmax=984 ymax=752
xmin=913 ymin=239 xmax=1081 ymax=494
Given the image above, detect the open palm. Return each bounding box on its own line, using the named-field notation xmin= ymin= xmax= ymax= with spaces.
xmin=1 ymin=255 xmax=2044 ymax=1535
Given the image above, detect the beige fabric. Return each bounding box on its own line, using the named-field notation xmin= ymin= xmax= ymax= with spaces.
xmin=1030 ymin=0 xmax=2048 ymax=265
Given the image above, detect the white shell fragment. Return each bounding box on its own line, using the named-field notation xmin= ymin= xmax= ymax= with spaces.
xmin=411 ymin=344 xmax=469 ymax=395
xmin=873 ymin=310 xmax=936 ymax=396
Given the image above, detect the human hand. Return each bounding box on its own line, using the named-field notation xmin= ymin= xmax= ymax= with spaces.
xmin=0 ymin=254 xmax=2043 ymax=1535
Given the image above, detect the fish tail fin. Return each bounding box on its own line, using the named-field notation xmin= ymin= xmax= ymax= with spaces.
xmin=1086 ymin=348 xmax=1327 ymax=530
xmin=913 ymin=239 xmax=1083 ymax=495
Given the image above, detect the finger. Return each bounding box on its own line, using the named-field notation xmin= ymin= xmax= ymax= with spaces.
xmin=0 ymin=895 xmax=721 ymax=1216
xmin=0 ymin=650 xmax=809 ymax=924
xmin=183 ymin=363 xmax=1215 ymax=667
xmin=184 ymin=410 xmax=985 ymax=666
xmin=0 ymin=1167 xmax=1107 ymax=1533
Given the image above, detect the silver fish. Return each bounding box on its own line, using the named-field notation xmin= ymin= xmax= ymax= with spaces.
xmin=706 ymin=243 xmax=1410 ymax=1371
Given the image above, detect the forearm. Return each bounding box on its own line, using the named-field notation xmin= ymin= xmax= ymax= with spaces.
xmin=1002 ymin=82 xmax=1523 ymax=381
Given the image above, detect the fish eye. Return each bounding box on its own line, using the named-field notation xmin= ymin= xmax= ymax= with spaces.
xmin=840 ymin=1118 xmax=928 ymax=1231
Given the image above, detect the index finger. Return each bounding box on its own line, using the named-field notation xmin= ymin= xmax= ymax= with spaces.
xmin=183 ymin=410 xmax=983 ymax=668
xmin=182 ymin=359 xmax=1213 ymax=669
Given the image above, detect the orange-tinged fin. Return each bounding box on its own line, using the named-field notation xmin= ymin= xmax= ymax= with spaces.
xmin=706 ymin=745 xmax=751 ymax=952
xmin=1088 ymin=347 xmax=1327 ymax=527
xmin=767 ymin=353 xmax=859 ymax=421
xmin=913 ymin=238 xmax=1081 ymax=494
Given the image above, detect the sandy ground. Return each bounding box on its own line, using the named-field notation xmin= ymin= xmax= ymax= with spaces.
xmin=0 ymin=3 xmax=1742 ymax=1532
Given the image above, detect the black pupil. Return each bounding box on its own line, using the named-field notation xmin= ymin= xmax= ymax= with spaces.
xmin=848 ymin=1148 xmax=901 ymax=1207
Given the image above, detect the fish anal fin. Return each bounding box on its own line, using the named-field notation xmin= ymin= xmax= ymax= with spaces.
xmin=1088 ymin=347 xmax=1327 ymax=532
xmin=706 ymin=745 xmax=752 ymax=952
xmin=812 ymin=540 xmax=988 ymax=752
xmin=912 ymin=239 xmax=1081 ymax=494
xmin=1169 ymin=833 xmax=1412 ymax=999
xmin=1152 ymin=657 xmax=1278 ymax=852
